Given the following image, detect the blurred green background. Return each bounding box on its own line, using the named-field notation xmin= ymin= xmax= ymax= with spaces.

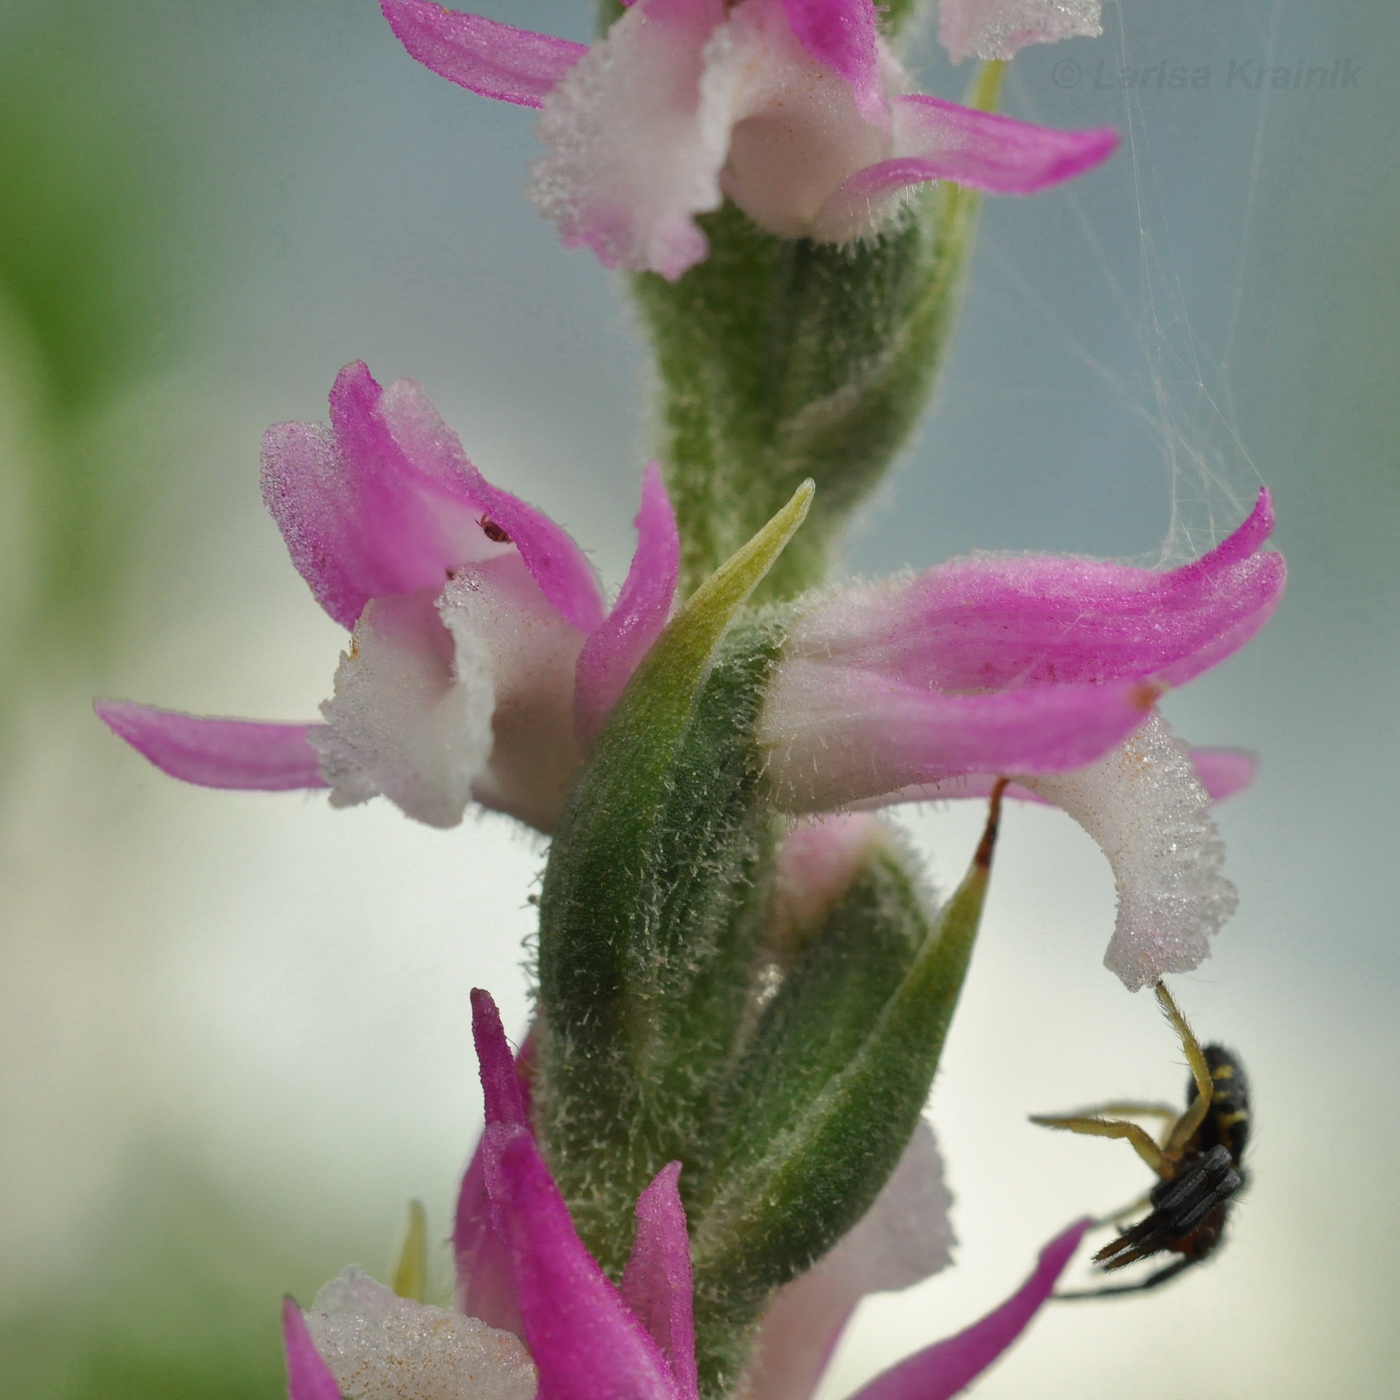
xmin=1 ymin=1 xmax=1395 ymax=1396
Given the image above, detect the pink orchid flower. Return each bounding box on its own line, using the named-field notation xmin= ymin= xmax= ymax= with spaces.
xmin=939 ymin=0 xmax=1104 ymax=64
xmin=758 ymin=493 xmax=1286 ymax=988
xmin=283 ymin=989 xmax=1092 ymax=1400
xmin=97 ymin=362 xmax=679 ymax=834
xmin=381 ymin=0 xmax=1118 ymax=279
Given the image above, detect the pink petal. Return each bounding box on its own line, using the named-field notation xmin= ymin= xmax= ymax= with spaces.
xmin=1187 ymin=747 xmax=1256 ymax=803
xmin=779 ymin=0 xmax=883 ymax=123
xmin=442 ymin=553 xmax=588 ymax=833
xmin=939 ymin=0 xmax=1103 ymax=64
xmin=714 ymin=0 xmax=893 ymax=243
xmin=870 ymin=745 xmax=1257 ymax=809
xmin=282 ymin=1297 xmax=345 ymax=1400
xmin=456 ymin=1144 xmax=528 ymax=1340
xmin=95 ymin=700 xmax=327 ymax=791
xmin=264 ymin=363 xmax=603 ymax=633
xmin=621 ymin=1163 xmax=699 ymax=1400
xmin=760 ymin=667 xmax=1158 ymax=813
xmin=768 ymin=814 xmax=894 ymax=949
xmin=574 ymin=464 xmax=680 ymax=745
xmin=456 ymin=993 xmax=534 ymax=1338
xmin=856 ymin=96 xmax=1116 ymax=198
xmin=484 ymin=1123 xmax=683 ymax=1400
xmin=380 ymin=0 xmax=586 ymax=108
xmin=847 ymin=1218 xmax=1091 ymax=1400
xmin=796 ymin=491 xmax=1283 ymax=696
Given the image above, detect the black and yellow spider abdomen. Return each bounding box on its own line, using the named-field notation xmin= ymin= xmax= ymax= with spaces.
xmin=1191 ymin=1043 xmax=1251 ymax=1167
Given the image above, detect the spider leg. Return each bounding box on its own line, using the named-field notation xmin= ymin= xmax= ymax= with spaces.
xmin=1047 ymin=1100 xmax=1179 ymax=1123
xmin=1155 ymin=982 xmax=1215 ymax=1156
xmin=1054 ymin=1256 xmax=1196 ymax=1301
xmin=1028 ymin=1114 xmax=1166 ymax=1175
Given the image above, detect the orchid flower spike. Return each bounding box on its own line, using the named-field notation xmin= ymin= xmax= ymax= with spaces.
xmin=285 ymin=988 xmax=1092 ymax=1400
xmin=759 ymin=491 xmax=1286 ymax=987
xmin=939 ymin=0 xmax=1104 ymax=64
xmin=97 ymin=363 xmax=679 ymax=834
xmin=381 ymin=0 xmax=1118 ymax=279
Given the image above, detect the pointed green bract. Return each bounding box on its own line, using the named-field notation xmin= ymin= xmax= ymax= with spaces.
xmin=687 ymin=800 xmax=1003 ymax=1391
xmin=536 ymin=486 xmax=811 ymax=1273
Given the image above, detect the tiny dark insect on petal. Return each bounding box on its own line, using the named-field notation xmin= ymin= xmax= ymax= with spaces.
xmin=479 ymin=517 xmax=512 ymax=544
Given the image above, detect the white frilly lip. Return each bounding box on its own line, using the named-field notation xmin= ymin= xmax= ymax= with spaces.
xmin=1018 ymin=715 xmax=1239 ymax=991
xmin=527 ymin=0 xmax=914 ymax=275
xmin=938 ymin=0 xmax=1103 ymax=63
xmin=528 ymin=0 xmax=732 ymax=278
xmin=707 ymin=0 xmax=901 ymax=242
xmin=314 ymin=553 xmax=585 ymax=832
xmin=305 ymin=1266 xmax=537 ymax=1400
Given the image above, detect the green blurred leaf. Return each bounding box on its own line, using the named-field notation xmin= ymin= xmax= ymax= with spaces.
xmin=0 ymin=1151 xmax=361 ymax=1400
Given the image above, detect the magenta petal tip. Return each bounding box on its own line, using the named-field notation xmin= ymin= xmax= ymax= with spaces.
xmin=470 ymin=988 xmax=529 ymax=1128
xmin=849 ymin=1218 xmax=1091 ymax=1400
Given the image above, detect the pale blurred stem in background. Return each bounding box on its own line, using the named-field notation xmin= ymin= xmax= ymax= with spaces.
xmin=0 ymin=1 xmax=203 ymax=751
xmin=0 ymin=8 xmax=306 ymax=1397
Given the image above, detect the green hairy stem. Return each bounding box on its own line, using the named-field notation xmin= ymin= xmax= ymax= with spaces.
xmin=534 ymin=8 xmax=1006 ymax=1393
xmin=536 ymin=492 xmax=1003 ymax=1395
xmin=635 ymin=180 xmax=981 ymax=603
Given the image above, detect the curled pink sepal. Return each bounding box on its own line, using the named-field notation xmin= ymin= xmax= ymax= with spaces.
xmin=263 ymin=361 xmax=603 ymax=634
xmin=281 ymin=1296 xmax=345 ymax=1400
xmin=847 ymin=1218 xmax=1092 ymax=1400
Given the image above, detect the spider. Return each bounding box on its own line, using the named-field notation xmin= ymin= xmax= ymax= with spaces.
xmin=1031 ymin=981 xmax=1250 ymax=1299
